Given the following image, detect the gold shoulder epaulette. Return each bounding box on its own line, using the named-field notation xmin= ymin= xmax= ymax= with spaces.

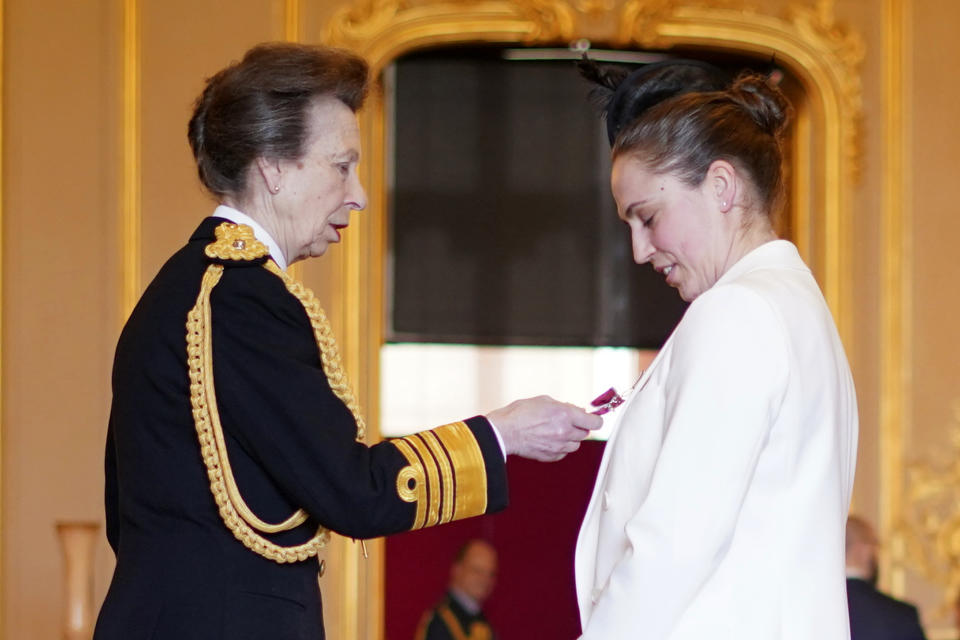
xmin=204 ymin=222 xmax=270 ymax=261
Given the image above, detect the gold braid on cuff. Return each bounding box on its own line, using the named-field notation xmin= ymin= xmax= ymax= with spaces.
xmin=391 ymin=421 xmax=488 ymax=531
xmin=185 ymin=224 xmax=366 ymax=563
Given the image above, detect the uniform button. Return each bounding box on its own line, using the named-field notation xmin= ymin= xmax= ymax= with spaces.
xmin=591 ymin=587 xmax=602 ymax=603
xmin=318 ymin=560 xmax=326 ymax=577
xmin=602 ymin=491 xmax=611 ymax=510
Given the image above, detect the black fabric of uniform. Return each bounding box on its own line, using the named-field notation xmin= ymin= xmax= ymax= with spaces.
xmin=95 ymin=217 xmax=508 ymax=640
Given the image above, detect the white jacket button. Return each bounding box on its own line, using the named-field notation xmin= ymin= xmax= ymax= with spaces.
xmin=591 ymin=587 xmax=602 ymax=603
xmin=602 ymin=491 xmax=611 ymax=510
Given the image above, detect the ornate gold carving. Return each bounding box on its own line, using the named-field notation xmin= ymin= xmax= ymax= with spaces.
xmin=618 ymin=0 xmax=757 ymax=47
xmin=204 ymin=222 xmax=270 ymax=261
xmin=788 ymin=2 xmax=865 ymax=177
xmin=894 ymin=402 xmax=960 ymax=613
xmin=324 ymin=0 xmax=577 ymax=70
xmin=574 ymin=0 xmax=614 ymax=17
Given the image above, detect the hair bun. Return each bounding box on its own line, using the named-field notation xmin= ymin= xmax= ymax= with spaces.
xmin=728 ymin=73 xmax=792 ymax=137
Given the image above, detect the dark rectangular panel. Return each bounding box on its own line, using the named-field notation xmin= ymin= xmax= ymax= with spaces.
xmin=389 ymin=49 xmax=687 ymax=347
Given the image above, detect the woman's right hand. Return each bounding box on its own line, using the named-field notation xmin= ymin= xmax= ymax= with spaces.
xmin=487 ymin=396 xmax=603 ymax=462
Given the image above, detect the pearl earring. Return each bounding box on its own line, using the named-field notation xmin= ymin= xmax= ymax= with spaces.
xmin=721 ymin=200 xmax=728 ymax=208
xmin=274 ymin=185 xmax=280 ymax=193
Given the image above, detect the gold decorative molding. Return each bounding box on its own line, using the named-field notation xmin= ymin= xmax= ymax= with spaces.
xmin=880 ymin=0 xmax=913 ymax=603
xmin=575 ymin=0 xmax=616 ymax=17
xmin=325 ymin=0 xmax=577 ymax=74
xmin=285 ymin=0 xmax=305 ymax=283
xmin=895 ymin=401 xmax=960 ymax=613
xmin=285 ymin=0 xmax=301 ymax=42
xmin=0 ymin=0 xmax=5 ymax=628
xmin=121 ymin=0 xmax=141 ymax=322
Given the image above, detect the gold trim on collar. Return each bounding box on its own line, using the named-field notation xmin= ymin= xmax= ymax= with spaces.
xmin=391 ymin=421 xmax=488 ymax=530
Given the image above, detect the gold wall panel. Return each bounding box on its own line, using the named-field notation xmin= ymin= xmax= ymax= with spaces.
xmin=121 ymin=0 xmax=141 ymax=323
xmin=0 ymin=0 xmax=4 ymax=627
xmin=879 ymin=0 xmax=911 ymax=605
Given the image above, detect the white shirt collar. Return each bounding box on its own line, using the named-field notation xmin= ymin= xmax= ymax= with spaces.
xmin=449 ymin=588 xmax=482 ymax=615
xmin=212 ymin=204 xmax=288 ymax=271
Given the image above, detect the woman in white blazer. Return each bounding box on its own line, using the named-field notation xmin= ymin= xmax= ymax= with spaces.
xmin=574 ymin=61 xmax=858 ymax=639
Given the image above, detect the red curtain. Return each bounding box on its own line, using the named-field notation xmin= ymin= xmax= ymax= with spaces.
xmin=384 ymin=440 xmax=605 ymax=640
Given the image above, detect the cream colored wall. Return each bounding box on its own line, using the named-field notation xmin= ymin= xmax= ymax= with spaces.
xmin=2 ymin=1 xmax=122 ymax=637
xmin=2 ymin=1 xmax=294 ymax=638
xmin=2 ymin=0 xmax=959 ymax=638
xmin=911 ymin=0 xmax=960 ymax=503
xmin=901 ymin=2 xmax=960 ymax=635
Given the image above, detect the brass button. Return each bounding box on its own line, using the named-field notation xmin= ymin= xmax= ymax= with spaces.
xmin=317 ymin=559 xmax=326 ymax=577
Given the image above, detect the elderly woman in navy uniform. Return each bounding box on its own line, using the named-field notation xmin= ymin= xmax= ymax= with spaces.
xmin=94 ymin=43 xmax=600 ymax=640
xmin=572 ymin=61 xmax=858 ymax=639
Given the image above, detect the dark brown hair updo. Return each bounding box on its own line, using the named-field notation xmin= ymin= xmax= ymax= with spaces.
xmin=187 ymin=42 xmax=369 ymax=199
xmin=613 ymin=73 xmax=793 ymax=216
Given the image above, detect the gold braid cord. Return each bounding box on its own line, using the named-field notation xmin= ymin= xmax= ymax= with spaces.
xmin=185 ymin=223 xmax=365 ymax=563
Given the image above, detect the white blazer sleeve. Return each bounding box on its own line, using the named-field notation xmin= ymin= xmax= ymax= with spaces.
xmin=581 ymin=284 xmax=790 ymax=639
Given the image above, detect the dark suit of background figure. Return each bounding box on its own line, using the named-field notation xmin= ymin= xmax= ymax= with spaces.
xmin=416 ymin=540 xmax=498 ymax=640
xmin=846 ymin=515 xmax=926 ymax=640
xmin=847 ymin=578 xmax=927 ymax=640
xmin=417 ymin=592 xmax=496 ymax=640
xmin=94 ymin=218 xmax=508 ymax=640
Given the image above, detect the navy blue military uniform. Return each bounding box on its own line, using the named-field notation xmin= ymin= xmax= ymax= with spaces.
xmin=94 ymin=218 xmax=507 ymax=639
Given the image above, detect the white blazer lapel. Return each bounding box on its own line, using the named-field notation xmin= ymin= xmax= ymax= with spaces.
xmin=574 ymin=344 xmax=671 ymax=625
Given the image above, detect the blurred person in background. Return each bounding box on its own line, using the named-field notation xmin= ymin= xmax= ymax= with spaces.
xmin=846 ymin=515 xmax=926 ymax=640
xmin=416 ymin=539 xmax=499 ymax=640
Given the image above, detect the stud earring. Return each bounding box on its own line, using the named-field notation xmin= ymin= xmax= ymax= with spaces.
xmin=721 ymin=200 xmax=728 ymax=208
xmin=274 ymin=185 xmax=280 ymax=193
